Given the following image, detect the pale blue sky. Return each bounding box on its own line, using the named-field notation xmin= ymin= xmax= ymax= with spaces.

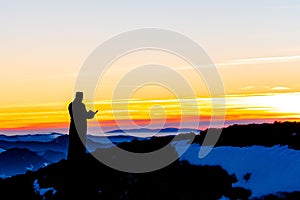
xmin=0 ymin=0 xmax=299 ymax=106
xmin=1 ymin=0 xmax=299 ymax=61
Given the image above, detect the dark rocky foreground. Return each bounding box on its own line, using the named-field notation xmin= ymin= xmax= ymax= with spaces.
xmin=1 ymin=121 xmax=300 ymax=199
xmin=0 ymin=146 xmax=251 ymax=200
xmin=0 ymin=160 xmax=245 ymax=200
xmin=197 ymin=121 xmax=300 ymax=149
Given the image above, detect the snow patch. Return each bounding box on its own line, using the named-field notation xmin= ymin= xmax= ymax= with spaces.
xmin=26 ymin=164 xmax=34 ymax=171
xmin=218 ymin=196 xmax=231 ymax=200
xmin=0 ymin=148 xmax=5 ymax=154
xmin=33 ymin=179 xmax=57 ymax=196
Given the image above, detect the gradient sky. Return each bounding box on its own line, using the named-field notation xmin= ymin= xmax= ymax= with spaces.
xmin=1 ymin=0 xmax=300 ymax=134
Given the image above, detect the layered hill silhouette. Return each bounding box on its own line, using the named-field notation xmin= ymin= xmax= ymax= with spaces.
xmin=1 ymin=121 xmax=300 ymax=152
xmin=0 ymin=148 xmax=66 ymax=178
xmin=1 ymin=121 xmax=300 ymax=178
xmin=0 ymin=134 xmax=68 ymax=153
xmin=0 ymin=148 xmax=48 ymax=177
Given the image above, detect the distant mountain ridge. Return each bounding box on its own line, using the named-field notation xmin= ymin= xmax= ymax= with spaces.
xmin=0 ymin=136 xmax=68 ymax=153
xmin=0 ymin=132 xmax=64 ymax=142
xmin=107 ymin=127 xmax=200 ymax=134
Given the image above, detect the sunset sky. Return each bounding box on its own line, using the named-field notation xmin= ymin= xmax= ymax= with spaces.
xmin=1 ymin=0 xmax=300 ymax=135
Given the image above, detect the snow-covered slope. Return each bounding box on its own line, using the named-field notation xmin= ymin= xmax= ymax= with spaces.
xmin=174 ymin=141 xmax=300 ymax=198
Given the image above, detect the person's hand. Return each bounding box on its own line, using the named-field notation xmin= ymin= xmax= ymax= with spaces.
xmin=87 ymin=110 xmax=97 ymax=118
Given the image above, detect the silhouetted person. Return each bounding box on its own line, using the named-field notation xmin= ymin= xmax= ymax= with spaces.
xmin=67 ymin=92 xmax=97 ymax=161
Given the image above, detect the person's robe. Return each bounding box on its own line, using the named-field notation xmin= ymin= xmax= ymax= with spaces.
xmin=67 ymin=100 xmax=94 ymax=161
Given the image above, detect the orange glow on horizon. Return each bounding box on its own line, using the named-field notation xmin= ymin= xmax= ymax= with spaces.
xmin=1 ymin=92 xmax=300 ymax=134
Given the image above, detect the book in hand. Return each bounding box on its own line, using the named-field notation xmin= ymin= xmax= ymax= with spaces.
xmin=87 ymin=110 xmax=97 ymax=118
